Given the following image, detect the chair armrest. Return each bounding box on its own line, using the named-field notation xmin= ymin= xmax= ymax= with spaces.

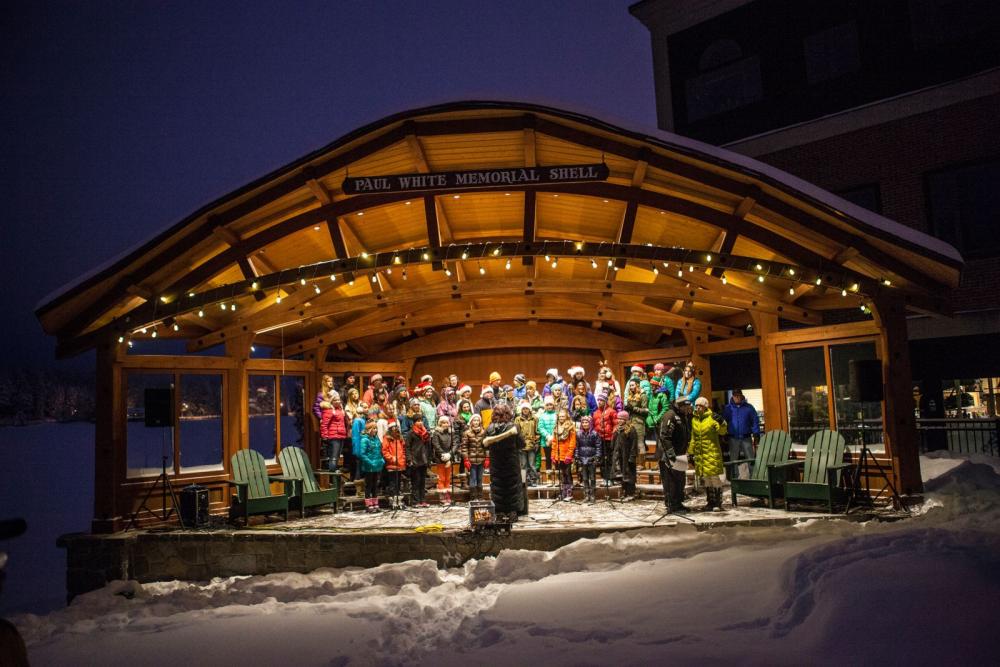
xmin=313 ymin=470 xmax=338 ymax=476
xmin=827 ymin=462 xmax=854 ymax=470
xmin=268 ymin=475 xmax=297 ymax=482
xmin=730 ymin=457 xmax=756 ymax=466
xmin=226 ymin=479 xmax=249 ymax=487
xmin=768 ymin=460 xmax=804 ymax=469
xmin=226 ymin=479 xmax=249 ymax=503
xmin=827 ymin=462 xmax=855 ymax=487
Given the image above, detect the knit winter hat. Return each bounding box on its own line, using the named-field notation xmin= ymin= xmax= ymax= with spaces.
xmin=545 ymin=368 xmax=559 ymax=378
xmin=481 ymin=387 xmax=494 ymax=396
xmin=629 ymin=365 xmax=644 ymax=375
xmin=458 ymin=385 xmax=472 ymax=395
xmin=597 ymin=393 xmax=608 ymax=402
xmin=543 ymin=395 xmax=555 ymax=405
xmin=695 ymin=396 xmax=710 ymax=408
xmin=514 ymin=373 xmax=526 ymax=384
xmin=489 ymin=371 xmax=502 ymax=383
xmin=653 ymin=363 xmax=666 ymax=372
xmin=370 ymin=373 xmax=383 ymax=382
xmin=526 ymin=380 xmax=537 ymax=390
xmin=567 ymin=365 xmax=584 ymax=377
xmin=617 ymin=410 xmax=629 ymax=420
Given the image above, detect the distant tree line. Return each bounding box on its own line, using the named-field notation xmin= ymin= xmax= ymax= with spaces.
xmin=0 ymin=366 xmax=95 ymax=425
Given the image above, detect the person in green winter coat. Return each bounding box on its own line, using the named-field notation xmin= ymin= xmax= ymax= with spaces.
xmin=689 ymin=396 xmax=727 ymax=511
xmin=536 ymin=395 xmax=559 ymax=481
xmin=646 ymin=382 xmax=669 ymax=433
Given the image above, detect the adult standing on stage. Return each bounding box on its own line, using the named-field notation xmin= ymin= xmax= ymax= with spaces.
xmin=484 ymin=403 xmax=527 ymax=519
xmin=722 ymin=389 xmax=760 ymax=480
xmin=431 ymin=415 xmax=457 ymax=506
xmin=406 ymin=412 xmax=432 ymax=507
xmin=657 ymin=398 xmax=693 ymax=512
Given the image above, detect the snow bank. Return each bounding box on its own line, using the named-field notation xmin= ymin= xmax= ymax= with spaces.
xmin=15 ymin=453 xmax=1000 ymax=665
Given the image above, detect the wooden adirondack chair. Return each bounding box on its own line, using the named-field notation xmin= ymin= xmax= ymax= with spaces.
xmin=770 ymin=430 xmax=853 ymax=513
xmin=228 ymin=449 xmax=293 ymax=523
xmin=729 ymin=429 xmax=793 ymax=508
xmin=278 ymin=446 xmax=340 ymax=517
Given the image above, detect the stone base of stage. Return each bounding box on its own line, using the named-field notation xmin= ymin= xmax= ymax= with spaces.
xmin=57 ymin=489 xmax=904 ymax=604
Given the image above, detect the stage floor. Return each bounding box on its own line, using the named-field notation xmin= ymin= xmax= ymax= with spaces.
xmin=255 ymin=484 xmax=837 ymax=533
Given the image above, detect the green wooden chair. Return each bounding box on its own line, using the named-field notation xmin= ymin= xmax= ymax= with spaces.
xmin=770 ymin=430 xmax=853 ymax=513
xmin=278 ymin=446 xmax=340 ymax=517
xmin=228 ymin=449 xmax=293 ymax=523
xmin=729 ymin=429 xmax=793 ymax=508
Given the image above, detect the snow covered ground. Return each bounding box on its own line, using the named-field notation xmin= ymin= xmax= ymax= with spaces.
xmin=9 ymin=450 xmax=1000 ymax=666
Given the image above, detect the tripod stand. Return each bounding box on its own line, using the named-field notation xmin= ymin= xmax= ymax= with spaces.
xmin=845 ymin=440 xmax=910 ymax=514
xmin=125 ymin=456 xmax=185 ymax=531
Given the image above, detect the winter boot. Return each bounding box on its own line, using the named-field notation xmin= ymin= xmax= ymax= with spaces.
xmin=564 ymin=484 xmax=574 ymax=501
xmin=709 ymin=488 xmax=723 ymax=512
xmin=442 ymin=491 xmax=452 ymax=506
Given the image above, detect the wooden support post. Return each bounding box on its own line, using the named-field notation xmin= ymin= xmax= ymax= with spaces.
xmin=92 ymin=342 xmax=124 ymax=533
xmin=749 ymin=311 xmax=783 ymax=432
xmin=225 ymin=333 xmax=253 ymax=481
xmin=873 ymin=297 xmax=922 ymax=494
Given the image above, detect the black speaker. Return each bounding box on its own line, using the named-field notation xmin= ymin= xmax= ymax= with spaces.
xmin=849 ymin=359 xmax=883 ymax=402
xmin=144 ymin=387 xmax=173 ymax=427
xmin=180 ymin=484 xmax=209 ymax=527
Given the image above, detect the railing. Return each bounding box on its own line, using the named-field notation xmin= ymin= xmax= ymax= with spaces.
xmin=917 ymin=418 xmax=999 ymax=457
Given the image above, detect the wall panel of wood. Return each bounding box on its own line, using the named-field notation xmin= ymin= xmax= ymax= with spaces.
xmin=413 ymin=347 xmax=603 ymax=392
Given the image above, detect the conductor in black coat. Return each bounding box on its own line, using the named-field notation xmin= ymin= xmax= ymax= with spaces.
xmin=484 ymin=402 xmax=527 ymax=519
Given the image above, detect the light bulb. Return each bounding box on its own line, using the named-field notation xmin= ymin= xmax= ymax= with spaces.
xmin=882 ymin=278 xmax=892 ymax=286
xmin=721 ymin=276 xmax=727 ymax=285
xmin=757 ymin=275 xmax=764 ymax=283
xmin=140 ymin=327 xmax=147 ymax=334
xmin=505 ymin=259 xmax=511 ymax=270
xmin=251 ymin=281 xmax=258 ymax=290
xmin=422 ymin=252 xmax=429 ymax=260
xmin=127 ymin=340 xmax=133 ymax=348
xmin=591 ymin=259 xmax=598 ymax=269
xmin=360 ymin=251 xmax=369 ymax=259
xmin=313 ymin=284 xmax=321 ymax=294
xmin=251 ymin=345 xmax=256 ymax=352
xmin=551 ymin=260 xmax=558 ymax=269
xmin=479 ymin=266 xmax=486 ymax=275
xmin=607 ymin=259 xmax=613 ymax=267
xmin=705 ymin=254 xmax=712 ymax=263
xmin=653 ymin=266 xmax=659 ymax=275
xmin=788 ymin=268 xmax=795 ymax=276
xmin=663 ymin=262 xmax=669 ymax=268
xmin=850 ymin=283 xmax=859 ymax=292
xmin=612 ymin=265 xmax=619 ymax=272
xmin=220 ymin=303 xmax=226 ymax=310
xmin=841 ymin=289 xmax=848 ymax=297
xmin=299 ymin=278 xmax=306 ymax=286
xmin=677 ymin=270 xmax=683 ymax=277
xmin=160 ymin=296 xmax=168 ymax=303
xmin=197 ymin=309 xmax=204 ymax=317
xmin=789 ymin=287 xmax=795 ymax=295
xmin=230 ymin=303 xmax=236 ymax=311
xmin=461 ymin=250 xmax=469 ymax=260
xmin=393 ymin=255 xmax=401 ymax=264
xmin=816 ymin=277 xmax=822 ymax=286
xmin=755 ymin=263 xmax=763 ymax=271
xmin=544 ymin=254 xmax=551 ymax=262
xmin=386 ymin=268 xmax=392 ymax=275
xmin=276 ymin=295 xmax=282 ymax=304
xmin=688 ymin=265 xmax=694 ymax=272
xmin=172 ymin=323 xmax=179 ymax=331
xmin=118 ymin=336 xmax=124 ymax=343
xmin=445 ymin=269 xmax=452 ymax=277
xmin=371 ymin=274 xmax=378 ymax=283
xmin=151 ymin=330 xmax=157 ymax=338
xmin=492 ymin=247 xmax=501 ymax=256
xmin=188 ymin=292 xmax=195 ymax=298
xmin=348 ymin=280 xmax=355 ymax=285
xmin=330 ymin=274 xmax=336 ymax=281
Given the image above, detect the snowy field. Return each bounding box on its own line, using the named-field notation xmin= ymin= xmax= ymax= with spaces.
xmin=6 ymin=446 xmax=1000 ymax=666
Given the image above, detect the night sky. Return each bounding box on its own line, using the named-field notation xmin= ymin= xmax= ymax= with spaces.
xmin=1 ymin=0 xmax=655 ymax=368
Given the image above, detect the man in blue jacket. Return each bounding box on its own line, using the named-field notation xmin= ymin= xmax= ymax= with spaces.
xmin=722 ymin=389 xmax=759 ymax=480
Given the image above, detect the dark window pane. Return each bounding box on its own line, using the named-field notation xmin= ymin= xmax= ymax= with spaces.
xmin=179 ymin=374 xmax=223 ymax=472
xmin=837 ymin=184 xmax=882 ymax=214
xmin=830 ymin=342 xmax=884 ymax=452
xmin=909 ymin=0 xmax=994 ymax=50
xmin=279 ymin=375 xmax=305 ymax=449
xmin=783 ymin=347 xmax=830 ymax=444
xmin=685 ymin=55 xmax=762 ymax=122
xmin=126 ymin=373 xmax=173 ymax=478
xmin=804 ymin=21 xmax=861 ymax=84
xmin=927 ymin=160 xmax=1000 ymax=256
xmin=248 ymin=375 xmax=276 ymax=461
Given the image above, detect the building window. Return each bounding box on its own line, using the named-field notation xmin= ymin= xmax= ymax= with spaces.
xmin=836 ymin=184 xmax=882 ymax=215
xmin=178 ymin=374 xmax=224 ymax=472
xmin=926 ymin=159 xmax=1000 ymax=256
xmin=782 ymin=340 xmax=884 ymax=451
xmin=804 ymin=21 xmax=861 ymax=84
xmin=126 ymin=372 xmax=225 ymax=478
xmin=685 ymin=39 xmax=762 ymax=123
xmin=248 ymin=373 xmax=306 ymax=462
xmin=909 ymin=0 xmax=993 ymax=50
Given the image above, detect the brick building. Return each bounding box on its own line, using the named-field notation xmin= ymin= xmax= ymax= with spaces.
xmin=631 ymin=0 xmax=1000 ymax=419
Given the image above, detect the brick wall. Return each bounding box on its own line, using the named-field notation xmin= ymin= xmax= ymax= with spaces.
xmin=753 ymin=93 xmax=1000 ymax=314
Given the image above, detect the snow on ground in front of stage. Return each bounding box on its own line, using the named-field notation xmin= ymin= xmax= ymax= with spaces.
xmin=14 ymin=450 xmax=1000 ymax=666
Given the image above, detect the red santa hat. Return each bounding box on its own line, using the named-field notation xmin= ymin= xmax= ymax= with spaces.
xmin=653 ymin=363 xmax=666 ymax=372
xmin=457 ymin=384 xmax=472 ymax=395
xmin=629 ymin=365 xmax=644 ymax=375
xmin=415 ymin=381 xmax=433 ymax=393
xmin=567 ymin=365 xmax=585 ymax=378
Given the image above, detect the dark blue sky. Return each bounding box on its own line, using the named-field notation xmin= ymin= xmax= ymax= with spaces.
xmin=1 ymin=0 xmax=655 ymax=367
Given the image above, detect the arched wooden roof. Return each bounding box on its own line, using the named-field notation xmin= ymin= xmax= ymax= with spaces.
xmin=36 ymin=101 xmax=962 ymax=358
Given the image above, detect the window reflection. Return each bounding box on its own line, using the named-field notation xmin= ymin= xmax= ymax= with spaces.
xmin=783 ymin=347 xmax=829 ymax=444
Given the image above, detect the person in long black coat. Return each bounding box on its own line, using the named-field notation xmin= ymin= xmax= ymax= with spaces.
xmin=484 ymin=402 xmax=527 ymax=519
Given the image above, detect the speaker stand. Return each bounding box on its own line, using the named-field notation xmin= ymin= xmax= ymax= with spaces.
xmin=125 ymin=456 xmax=186 ymax=531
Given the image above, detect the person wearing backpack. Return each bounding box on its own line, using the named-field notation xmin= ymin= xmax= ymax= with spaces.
xmin=658 ymin=397 xmax=693 ymax=512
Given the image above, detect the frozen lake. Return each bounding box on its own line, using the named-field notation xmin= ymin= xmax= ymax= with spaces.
xmin=0 ymin=422 xmax=94 ymax=616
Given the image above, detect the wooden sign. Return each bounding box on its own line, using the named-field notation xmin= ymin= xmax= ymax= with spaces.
xmin=342 ymin=163 xmax=609 ymax=195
